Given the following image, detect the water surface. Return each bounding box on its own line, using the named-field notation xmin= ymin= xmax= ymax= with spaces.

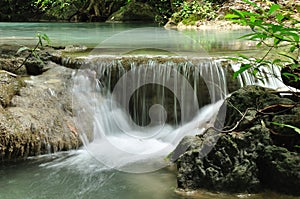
xmin=0 ymin=22 xmax=255 ymax=56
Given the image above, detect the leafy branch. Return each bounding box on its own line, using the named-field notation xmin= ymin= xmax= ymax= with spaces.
xmin=225 ymin=0 xmax=300 ymax=88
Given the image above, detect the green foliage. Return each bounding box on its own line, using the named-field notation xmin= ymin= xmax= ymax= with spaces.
xmin=171 ymin=0 xmax=218 ymax=25
xmin=16 ymin=32 xmax=51 ymax=71
xmin=146 ymin=0 xmax=180 ymax=25
xmin=35 ymin=0 xmax=85 ymax=20
xmin=225 ymin=0 xmax=300 ymax=86
xmin=0 ymin=0 xmax=39 ymax=21
xmin=272 ymin=122 xmax=300 ymax=135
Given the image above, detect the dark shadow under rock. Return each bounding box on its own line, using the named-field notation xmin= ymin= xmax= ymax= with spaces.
xmin=258 ymin=146 xmax=300 ymax=196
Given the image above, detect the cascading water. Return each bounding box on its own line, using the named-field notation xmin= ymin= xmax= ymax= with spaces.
xmin=231 ymin=61 xmax=292 ymax=90
xmin=72 ymin=56 xmax=228 ymax=173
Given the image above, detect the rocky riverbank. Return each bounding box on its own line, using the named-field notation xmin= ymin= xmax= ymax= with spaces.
xmin=165 ymin=0 xmax=300 ymax=30
xmin=0 ymin=45 xmax=83 ymax=161
xmin=173 ymin=85 xmax=300 ymax=196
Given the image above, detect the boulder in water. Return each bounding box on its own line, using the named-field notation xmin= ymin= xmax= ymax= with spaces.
xmin=175 ymin=85 xmax=300 ymax=196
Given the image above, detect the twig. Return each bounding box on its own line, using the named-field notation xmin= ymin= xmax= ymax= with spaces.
xmin=211 ymin=107 xmax=253 ymax=133
xmin=0 ymin=70 xmax=18 ymax=77
xmin=14 ymin=41 xmax=40 ymax=71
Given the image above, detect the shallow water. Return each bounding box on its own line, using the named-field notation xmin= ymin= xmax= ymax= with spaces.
xmin=0 ymin=22 xmax=254 ymax=55
xmin=1 ymin=152 xmax=299 ymax=199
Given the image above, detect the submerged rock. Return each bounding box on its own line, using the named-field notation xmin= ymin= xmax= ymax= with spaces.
xmin=174 ymin=85 xmax=300 ymax=196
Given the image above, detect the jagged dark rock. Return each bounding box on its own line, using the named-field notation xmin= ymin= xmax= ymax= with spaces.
xmin=174 ymin=85 xmax=300 ymax=196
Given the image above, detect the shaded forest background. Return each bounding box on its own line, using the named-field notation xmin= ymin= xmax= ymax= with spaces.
xmin=0 ymin=0 xmax=229 ymax=24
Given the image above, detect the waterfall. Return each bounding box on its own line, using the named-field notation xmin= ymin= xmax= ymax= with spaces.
xmin=72 ymin=55 xmax=227 ymax=173
xmin=231 ymin=62 xmax=291 ymax=90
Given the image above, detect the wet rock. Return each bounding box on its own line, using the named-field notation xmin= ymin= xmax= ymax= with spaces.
xmin=223 ymin=85 xmax=295 ymax=130
xmin=175 ymin=85 xmax=300 ymax=195
xmin=0 ymin=45 xmax=27 ymax=75
xmin=258 ymin=145 xmax=300 ymax=196
xmin=24 ymin=57 xmax=47 ymax=75
xmin=176 ymin=126 xmax=269 ymax=193
xmin=0 ymin=64 xmax=82 ymax=161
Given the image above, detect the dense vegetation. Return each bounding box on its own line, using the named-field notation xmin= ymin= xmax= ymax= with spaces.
xmin=0 ymin=0 xmax=224 ymax=23
xmin=226 ymin=0 xmax=300 ymax=89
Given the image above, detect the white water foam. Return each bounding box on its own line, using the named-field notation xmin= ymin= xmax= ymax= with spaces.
xmin=71 ymin=67 xmax=225 ymax=173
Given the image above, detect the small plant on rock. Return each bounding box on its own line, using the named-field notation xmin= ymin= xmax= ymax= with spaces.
xmin=15 ymin=32 xmax=50 ymax=72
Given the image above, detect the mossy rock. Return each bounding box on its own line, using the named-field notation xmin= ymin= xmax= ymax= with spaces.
xmin=106 ymin=2 xmax=155 ymax=22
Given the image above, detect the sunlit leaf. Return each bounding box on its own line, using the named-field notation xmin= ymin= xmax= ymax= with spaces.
xmin=274 ymin=37 xmax=281 ymax=46
xmin=276 ymin=13 xmax=285 ymax=22
xmin=233 ymin=63 xmax=252 ymax=78
xmin=239 ymin=32 xmax=257 ymax=39
xmin=225 ymin=14 xmax=240 ymax=19
xmin=232 ymin=9 xmax=245 ymax=19
xmin=268 ymin=4 xmax=280 ymax=15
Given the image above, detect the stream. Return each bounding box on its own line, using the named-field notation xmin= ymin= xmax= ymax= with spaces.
xmin=0 ymin=22 xmax=299 ymax=199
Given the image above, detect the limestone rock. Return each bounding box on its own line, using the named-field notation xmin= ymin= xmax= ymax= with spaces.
xmin=0 ymin=64 xmax=82 ymax=161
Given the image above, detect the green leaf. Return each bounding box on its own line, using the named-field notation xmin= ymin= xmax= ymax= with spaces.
xmin=290 ymin=45 xmax=296 ymax=53
xmin=252 ymin=68 xmax=260 ymax=76
xmin=272 ymin=122 xmax=300 ymax=135
xmin=237 ymin=54 xmax=252 ymax=60
xmin=271 ymin=24 xmax=282 ymax=33
xmin=281 ymin=31 xmax=299 ymax=42
xmin=282 ymin=72 xmax=300 ymax=82
xmin=272 ymin=59 xmax=283 ymax=64
xmin=256 ymin=41 xmax=262 ymax=47
xmin=225 ymin=14 xmax=240 ymax=19
xmin=268 ymin=4 xmax=280 ymax=15
xmin=276 ymin=13 xmax=285 ymax=22
xmin=16 ymin=46 xmax=30 ymax=54
xmin=250 ymin=15 xmax=256 ymax=23
xmin=232 ymin=9 xmax=246 ymax=19
xmin=274 ymin=37 xmax=281 ymax=46
xmin=239 ymin=32 xmax=257 ymax=39
xmin=226 ymin=57 xmax=241 ymax=61
xmin=41 ymin=33 xmax=51 ymax=45
xmin=249 ymin=33 xmax=268 ymax=40
xmin=233 ymin=63 xmax=252 ymax=78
